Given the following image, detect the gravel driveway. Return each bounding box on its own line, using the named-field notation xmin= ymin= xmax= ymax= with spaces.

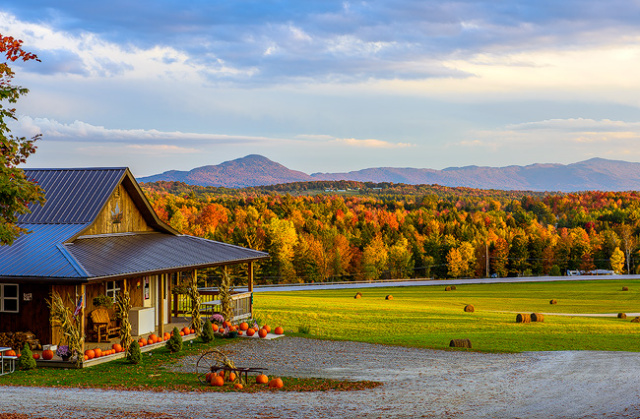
xmin=2 ymin=337 xmax=640 ymax=419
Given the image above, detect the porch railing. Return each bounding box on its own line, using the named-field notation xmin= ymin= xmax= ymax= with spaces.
xmin=172 ymin=289 xmax=252 ymax=322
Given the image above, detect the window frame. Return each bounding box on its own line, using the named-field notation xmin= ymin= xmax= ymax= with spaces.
xmin=0 ymin=284 xmax=19 ymax=313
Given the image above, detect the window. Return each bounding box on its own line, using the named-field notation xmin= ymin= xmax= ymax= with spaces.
xmin=106 ymin=281 xmax=121 ymax=302
xmin=0 ymin=284 xmax=19 ymax=313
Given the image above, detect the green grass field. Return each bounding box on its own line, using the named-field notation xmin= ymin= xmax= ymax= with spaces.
xmin=254 ymin=279 xmax=640 ymax=353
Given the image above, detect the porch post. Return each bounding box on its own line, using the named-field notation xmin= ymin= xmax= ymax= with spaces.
xmin=248 ymin=262 xmax=254 ymax=318
xmin=158 ymin=274 xmax=165 ymax=336
xmin=79 ymin=284 xmax=86 ymax=355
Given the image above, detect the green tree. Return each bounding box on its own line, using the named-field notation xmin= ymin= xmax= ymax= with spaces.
xmin=1 ymin=34 xmax=45 ymax=245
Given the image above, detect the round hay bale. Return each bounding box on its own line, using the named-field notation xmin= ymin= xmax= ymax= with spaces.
xmin=550 ymin=299 xmax=558 ymax=305
xmin=354 ymin=292 xmax=362 ymax=299
xmin=451 ymin=285 xmax=457 ymax=290
xmin=464 ymin=304 xmax=475 ymax=313
xmin=618 ymin=313 xmax=627 ymax=319
xmin=516 ymin=313 xmax=531 ymax=323
xmin=622 ymin=286 xmax=629 ymax=291
xmin=445 ymin=286 xmax=452 ymax=291
xmin=631 ymin=317 xmax=640 ymax=323
xmin=385 ymin=294 xmax=393 ymax=300
xmin=531 ymin=313 xmax=544 ymax=322
xmin=449 ymin=339 xmax=472 ymax=349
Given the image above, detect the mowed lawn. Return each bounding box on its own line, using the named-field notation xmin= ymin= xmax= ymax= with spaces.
xmin=254 ymin=279 xmax=640 ymax=353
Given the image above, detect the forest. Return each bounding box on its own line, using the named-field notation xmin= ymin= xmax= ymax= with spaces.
xmin=141 ymin=180 xmax=640 ymax=284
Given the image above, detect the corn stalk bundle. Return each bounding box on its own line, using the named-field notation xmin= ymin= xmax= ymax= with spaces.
xmin=187 ymin=273 xmax=202 ymax=335
xmin=219 ymin=270 xmax=233 ymax=322
xmin=115 ymin=291 xmax=133 ymax=352
xmin=46 ymin=291 xmax=83 ymax=365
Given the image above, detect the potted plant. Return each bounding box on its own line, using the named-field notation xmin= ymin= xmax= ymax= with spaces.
xmin=56 ymin=345 xmax=73 ymax=362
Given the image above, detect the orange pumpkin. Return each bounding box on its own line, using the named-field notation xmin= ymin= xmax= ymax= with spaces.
xmin=246 ymin=328 xmax=255 ymax=337
xmin=228 ymin=372 xmax=237 ymax=382
xmin=190 ymin=328 xmax=195 ymax=334
xmin=94 ymin=348 xmax=103 ymax=357
xmin=218 ymin=370 xmax=226 ymax=377
xmin=274 ymin=326 xmax=284 ymax=335
xmin=269 ymin=378 xmax=284 ymax=389
xmin=179 ymin=331 xmax=184 ymax=336
xmin=84 ymin=349 xmax=95 ymax=360
xmin=211 ymin=376 xmax=225 ymax=387
xmin=263 ymin=324 xmax=271 ymax=333
xmin=42 ymin=349 xmax=54 ymax=360
xmin=163 ymin=332 xmax=171 ymax=340
xmin=237 ymin=330 xmax=243 ymax=336
xmin=256 ymin=374 xmax=269 ymax=384
xmin=83 ymin=355 xmax=89 ymax=361
xmin=223 ymin=321 xmax=231 ymax=328
xmin=212 ymin=324 xmax=219 ymax=332
xmin=258 ymin=328 xmax=268 ymax=338
xmin=229 ymin=326 xmax=237 ymax=332
xmin=239 ymin=322 xmax=249 ymax=331
xmin=112 ymin=343 xmax=123 ymax=352
xmin=6 ymin=350 xmax=16 ymax=357
xmin=182 ymin=327 xmax=190 ymax=335
xmin=148 ymin=334 xmax=158 ymax=342
xmin=234 ymin=383 xmax=243 ymax=390
xmin=33 ymin=353 xmax=40 ymax=360
xmin=205 ymin=372 xmax=214 ymax=383
xmin=140 ymin=338 xmax=148 ymax=346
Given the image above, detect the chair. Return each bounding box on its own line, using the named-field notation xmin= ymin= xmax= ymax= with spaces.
xmin=90 ymin=308 xmax=119 ymax=342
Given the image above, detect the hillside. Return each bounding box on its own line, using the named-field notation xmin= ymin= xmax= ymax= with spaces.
xmin=138 ymin=155 xmax=640 ymax=192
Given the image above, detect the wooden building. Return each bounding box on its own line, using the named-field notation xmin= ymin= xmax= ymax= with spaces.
xmin=0 ymin=168 xmax=268 ymax=350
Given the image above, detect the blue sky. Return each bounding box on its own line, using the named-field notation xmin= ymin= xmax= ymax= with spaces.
xmin=3 ymin=1 xmax=640 ymax=177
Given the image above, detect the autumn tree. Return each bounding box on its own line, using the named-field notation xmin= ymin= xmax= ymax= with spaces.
xmin=610 ymin=247 xmax=625 ymax=274
xmin=362 ymin=235 xmax=388 ymax=281
xmin=1 ymin=34 xmax=44 ymax=245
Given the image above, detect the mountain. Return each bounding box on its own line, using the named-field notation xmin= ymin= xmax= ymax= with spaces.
xmin=138 ymin=154 xmax=312 ymax=188
xmin=138 ymin=155 xmax=640 ymax=192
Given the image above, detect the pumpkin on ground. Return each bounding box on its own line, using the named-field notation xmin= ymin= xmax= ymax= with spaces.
xmin=228 ymin=372 xmax=237 ymax=382
xmin=42 ymin=349 xmax=54 ymax=360
xmin=212 ymin=324 xmax=219 ymax=332
xmin=239 ymin=322 xmax=249 ymax=331
xmin=211 ymin=376 xmax=225 ymax=387
xmin=190 ymin=328 xmax=195 ymax=334
xmin=263 ymin=324 xmax=271 ymax=333
xmin=256 ymin=374 xmax=269 ymax=384
xmin=234 ymin=383 xmax=243 ymax=390
xmin=83 ymin=355 xmax=89 ymax=361
xmin=112 ymin=343 xmax=123 ymax=352
xmin=32 ymin=353 xmax=40 ymax=360
xmin=258 ymin=328 xmax=268 ymax=338
xmin=246 ymin=328 xmax=255 ymax=337
xmin=94 ymin=348 xmax=103 ymax=357
xmin=84 ymin=349 xmax=95 ymax=360
xmin=269 ymin=378 xmax=284 ymax=389
xmin=274 ymin=326 xmax=284 ymax=335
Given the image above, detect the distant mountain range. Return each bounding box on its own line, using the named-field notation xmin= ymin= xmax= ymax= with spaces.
xmin=137 ymin=154 xmax=640 ymax=192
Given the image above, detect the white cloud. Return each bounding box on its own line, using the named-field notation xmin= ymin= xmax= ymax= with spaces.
xmin=332 ymin=137 xmax=414 ymax=148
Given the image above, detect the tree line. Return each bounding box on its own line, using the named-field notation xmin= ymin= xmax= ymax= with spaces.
xmin=142 ymin=181 xmax=640 ymax=284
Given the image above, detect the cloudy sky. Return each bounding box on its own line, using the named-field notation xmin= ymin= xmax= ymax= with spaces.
xmin=2 ymin=1 xmax=640 ymax=177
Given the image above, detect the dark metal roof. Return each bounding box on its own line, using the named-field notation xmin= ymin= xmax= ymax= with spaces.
xmin=65 ymin=233 xmax=269 ymax=279
xmin=0 ymin=224 xmax=89 ymax=279
xmin=19 ymin=168 xmax=126 ymax=224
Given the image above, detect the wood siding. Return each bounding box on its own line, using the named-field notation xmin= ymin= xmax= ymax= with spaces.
xmin=82 ymin=184 xmax=154 ymax=236
xmin=0 ymin=283 xmax=52 ymax=344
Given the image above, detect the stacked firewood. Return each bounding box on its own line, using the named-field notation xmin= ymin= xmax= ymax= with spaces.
xmin=0 ymin=331 xmax=42 ymax=351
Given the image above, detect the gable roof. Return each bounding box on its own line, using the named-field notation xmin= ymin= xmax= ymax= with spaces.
xmin=20 ymin=168 xmax=177 ymax=235
xmin=1 ymin=167 xmax=268 ymax=283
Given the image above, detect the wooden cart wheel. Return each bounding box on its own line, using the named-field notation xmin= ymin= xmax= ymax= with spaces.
xmin=196 ymin=350 xmax=226 ymax=384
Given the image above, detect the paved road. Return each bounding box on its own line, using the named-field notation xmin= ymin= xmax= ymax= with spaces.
xmin=252 ymin=274 xmax=639 ymax=293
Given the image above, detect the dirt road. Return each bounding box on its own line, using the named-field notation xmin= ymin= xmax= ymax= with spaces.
xmin=2 ymin=337 xmax=639 ymax=418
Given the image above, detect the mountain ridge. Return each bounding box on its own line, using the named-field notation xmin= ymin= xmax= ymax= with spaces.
xmin=137 ymin=155 xmax=640 ymax=192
